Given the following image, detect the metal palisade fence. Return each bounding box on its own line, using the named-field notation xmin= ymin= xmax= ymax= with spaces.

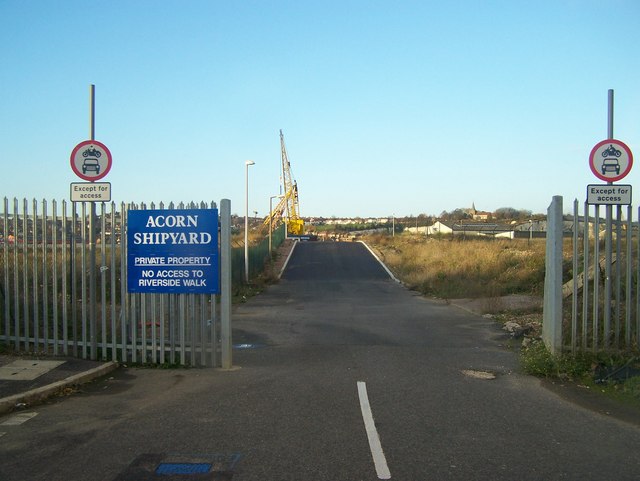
xmin=548 ymin=196 xmax=640 ymax=354
xmin=231 ymin=224 xmax=286 ymax=285
xmin=568 ymin=200 xmax=640 ymax=352
xmin=0 ymin=198 xmax=230 ymax=367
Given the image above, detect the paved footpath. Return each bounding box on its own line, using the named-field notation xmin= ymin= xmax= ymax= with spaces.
xmin=0 ymin=354 xmax=117 ymax=415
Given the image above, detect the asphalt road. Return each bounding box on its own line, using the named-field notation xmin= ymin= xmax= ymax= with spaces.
xmin=1 ymin=241 xmax=639 ymax=480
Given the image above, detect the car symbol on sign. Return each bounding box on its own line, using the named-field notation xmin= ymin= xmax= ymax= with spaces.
xmin=82 ymin=158 xmax=101 ymax=175
xmin=601 ymin=158 xmax=620 ymax=176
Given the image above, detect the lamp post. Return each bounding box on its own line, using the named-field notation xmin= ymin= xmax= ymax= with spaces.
xmin=269 ymin=194 xmax=285 ymax=255
xmin=244 ymin=160 xmax=255 ymax=283
xmin=392 ymin=214 xmax=395 ymax=238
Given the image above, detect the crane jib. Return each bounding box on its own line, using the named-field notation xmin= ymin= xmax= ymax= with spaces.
xmin=263 ymin=130 xmax=305 ymax=236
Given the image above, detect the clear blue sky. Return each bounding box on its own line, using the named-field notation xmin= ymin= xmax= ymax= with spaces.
xmin=1 ymin=0 xmax=639 ymax=218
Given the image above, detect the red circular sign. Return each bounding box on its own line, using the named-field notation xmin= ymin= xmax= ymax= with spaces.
xmin=589 ymin=139 xmax=633 ymax=182
xmin=70 ymin=140 xmax=112 ymax=181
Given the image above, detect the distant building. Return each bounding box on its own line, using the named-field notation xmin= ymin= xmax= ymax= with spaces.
xmin=467 ymin=203 xmax=492 ymax=221
xmin=425 ymin=220 xmax=516 ymax=238
xmin=425 ymin=220 xmax=454 ymax=235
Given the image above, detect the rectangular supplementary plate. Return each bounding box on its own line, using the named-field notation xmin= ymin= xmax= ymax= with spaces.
xmin=586 ymin=184 xmax=632 ymax=205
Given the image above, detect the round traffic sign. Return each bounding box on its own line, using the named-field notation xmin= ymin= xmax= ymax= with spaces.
xmin=589 ymin=139 xmax=633 ymax=182
xmin=70 ymin=140 xmax=112 ymax=181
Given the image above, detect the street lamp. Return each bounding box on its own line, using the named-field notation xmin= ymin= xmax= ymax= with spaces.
xmin=244 ymin=160 xmax=255 ymax=283
xmin=269 ymin=194 xmax=285 ymax=255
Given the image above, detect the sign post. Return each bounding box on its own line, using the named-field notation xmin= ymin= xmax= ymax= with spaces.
xmin=585 ymin=90 xmax=634 ymax=348
xmin=69 ymin=85 xmax=114 ymax=360
xmin=68 ymin=84 xmax=113 ymax=359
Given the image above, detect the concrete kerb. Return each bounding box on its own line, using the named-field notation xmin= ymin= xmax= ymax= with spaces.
xmin=0 ymin=361 xmax=119 ymax=416
xmin=359 ymin=241 xmax=402 ymax=284
xmin=277 ymin=239 xmax=298 ymax=279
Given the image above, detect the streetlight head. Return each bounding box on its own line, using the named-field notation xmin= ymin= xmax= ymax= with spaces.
xmin=245 ymin=160 xmax=255 ymax=166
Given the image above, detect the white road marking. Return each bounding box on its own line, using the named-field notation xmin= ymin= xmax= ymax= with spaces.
xmin=358 ymin=241 xmax=401 ymax=283
xmin=1 ymin=412 xmax=38 ymax=426
xmin=357 ymin=381 xmax=391 ymax=479
xmin=278 ymin=239 xmax=298 ymax=278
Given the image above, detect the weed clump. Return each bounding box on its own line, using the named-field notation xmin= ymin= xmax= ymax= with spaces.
xmin=520 ymin=340 xmax=593 ymax=380
xmin=622 ymin=376 xmax=640 ymax=400
xmin=520 ymin=341 xmax=640 ymax=408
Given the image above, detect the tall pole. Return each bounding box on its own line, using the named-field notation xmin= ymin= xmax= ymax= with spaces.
xmin=608 ymin=89 xmax=614 ymax=140
xmin=244 ymin=160 xmax=255 ymax=283
xmin=220 ymin=199 xmax=232 ymax=369
xmin=603 ymin=89 xmax=614 ymax=346
xmin=89 ymin=85 xmax=95 ymax=140
xmin=88 ymin=84 xmax=97 ymax=360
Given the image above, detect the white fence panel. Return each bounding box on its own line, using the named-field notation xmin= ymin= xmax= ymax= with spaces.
xmin=0 ymin=198 xmax=223 ymax=367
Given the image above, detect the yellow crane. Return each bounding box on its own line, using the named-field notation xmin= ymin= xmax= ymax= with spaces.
xmin=263 ymin=130 xmax=304 ymax=236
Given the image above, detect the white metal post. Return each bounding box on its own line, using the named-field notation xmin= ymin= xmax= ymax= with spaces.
xmin=220 ymin=199 xmax=232 ymax=369
xmin=244 ymin=160 xmax=255 ymax=283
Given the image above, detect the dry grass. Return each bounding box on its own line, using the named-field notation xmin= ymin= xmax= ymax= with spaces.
xmin=366 ymin=234 xmax=548 ymax=299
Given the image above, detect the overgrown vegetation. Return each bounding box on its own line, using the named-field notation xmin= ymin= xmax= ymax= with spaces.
xmin=366 ymin=234 xmax=548 ymax=299
xmin=520 ymin=341 xmax=593 ymax=378
xmin=520 ymin=341 xmax=640 ymax=408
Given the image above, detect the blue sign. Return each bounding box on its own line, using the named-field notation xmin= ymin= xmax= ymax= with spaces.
xmin=127 ymin=209 xmax=219 ymax=294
